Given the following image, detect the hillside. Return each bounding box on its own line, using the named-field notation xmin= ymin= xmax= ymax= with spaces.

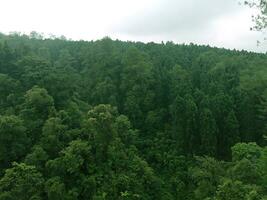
xmin=0 ymin=33 xmax=266 ymax=199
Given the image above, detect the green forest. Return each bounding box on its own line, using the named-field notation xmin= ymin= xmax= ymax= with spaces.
xmin=0 ymin=32 xmax=266 ymax=199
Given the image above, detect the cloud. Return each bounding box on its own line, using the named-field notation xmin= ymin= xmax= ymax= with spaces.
xmin=109 ymin=0 xmax=265 ymax=52
xmin=0 ymin=0 xmax=265 ymax=52
xmin=113 ymin=0 xmax=239 ymax=36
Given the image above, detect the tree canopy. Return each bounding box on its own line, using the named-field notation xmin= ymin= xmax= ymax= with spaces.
xmin=0 ymin=33 xmax=266 ymax=199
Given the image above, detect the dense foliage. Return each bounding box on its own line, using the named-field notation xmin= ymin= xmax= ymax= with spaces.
xmin=0 ymin=32 xmax=266 ymax=199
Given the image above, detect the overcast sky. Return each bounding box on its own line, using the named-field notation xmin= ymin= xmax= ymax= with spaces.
xmin=0 ymin=0 xmax=266 ymax=52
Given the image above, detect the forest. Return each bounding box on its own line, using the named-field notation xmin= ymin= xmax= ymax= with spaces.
xmin=0 ymin=32 xmax=266 ymax=199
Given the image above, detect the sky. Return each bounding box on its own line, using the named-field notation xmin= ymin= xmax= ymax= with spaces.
xmin=0 ymin=0 xmax=266 ymax=53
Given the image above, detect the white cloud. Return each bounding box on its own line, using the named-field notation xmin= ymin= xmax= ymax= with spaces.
xmin=0 ymin=0 xmax=265 ymax=52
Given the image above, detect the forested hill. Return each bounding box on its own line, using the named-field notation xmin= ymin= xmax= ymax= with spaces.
xmin=0 ymin=33 xmax=266 ymax=199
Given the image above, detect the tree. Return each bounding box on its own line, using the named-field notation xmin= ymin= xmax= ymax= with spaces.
xmin=24 ymin=145 xmax=48 ymax=172
xmin=215 ymin=180 xmax=250 ymax=200
xmin=244 ymin=0 xmax=267 ymax=32
xmin=0 ymin=41 xmax=16 ymax=76
xmin=40 ymin=117 xmax=69 ymax=158
xmin=20 ymin=86 xmax=55 ymax=143
xmin=190 ymin=156 xmax=224 ymax=200
xmin=0 ymin=163 xmax=44 ymax=200
xmin=120 ymin=47 xmax=154 ymax=128
xmin=224 ymin=110 xmax=240 ymax=158
xmin=46 ymin=140 xmax=95 ymax=200
xmin=0 ymin=74 xmax=20 ymax=112
xmin=83 ymin=104 xmax=118 ymax=162
xmin=184 ymin=95 xmax=199 ymax=155
xmin=17 ymin=56 xmax=52 ymax=89
xmin=0 ymin=115 xmax=28 ymax=170
xmin=199 ymin=108 xmax=217 ymax=156
xmin=115 ymin=115 xmax=138 ymax=146
xmin=231 ymin=142 xmax=262 ymax=162
xmin=21 ymin=86 xmax=55 ymax=120
xmin=229 ymin=158 xmax=261 ymax=185
xmin=230 ymin=143 xmax=266 ymax=192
